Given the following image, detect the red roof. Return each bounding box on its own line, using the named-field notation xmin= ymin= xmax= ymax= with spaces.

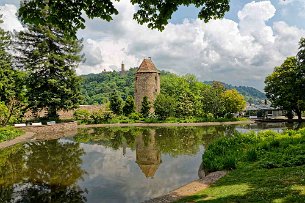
xmin=137 ymin=58 xmax=160 ymax=73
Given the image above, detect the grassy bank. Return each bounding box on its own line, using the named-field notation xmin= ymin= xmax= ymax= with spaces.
xmin=179 ymin=128 xmax=305 ymax=202
xmin=0 ymin=127 xmax=24 ymax=142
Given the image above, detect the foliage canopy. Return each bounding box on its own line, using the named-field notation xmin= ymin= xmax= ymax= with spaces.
xmin=19 ymin=0 xmax=230 ymax=37
xmin=265 ymin=38 xmax=305 ymax=121
xmin=14 ymin=23 xmax=83 ymax=118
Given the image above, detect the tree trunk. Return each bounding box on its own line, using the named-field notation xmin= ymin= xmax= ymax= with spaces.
xmin=47 ymin=106 xmax=58 ymax=119
xmin=295 ymin=109 xmax=302 ymax=122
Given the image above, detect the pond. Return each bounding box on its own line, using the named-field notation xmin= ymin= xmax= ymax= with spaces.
xmin=0 ymin=123 xmax=300 ymax=203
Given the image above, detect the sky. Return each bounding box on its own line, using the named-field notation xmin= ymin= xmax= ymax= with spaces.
xmin=0 ymin=0 xmax=305 ymax=90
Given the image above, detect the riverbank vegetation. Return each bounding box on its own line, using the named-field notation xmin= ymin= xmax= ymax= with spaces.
xmin=179 ymin=128 xmax=305 ymax=202
xmin=265 ymin=38 xmax=305 ymax=121
xmin=80 ymin=69 xmax=265 ymax=105
xmin=0 ymin=127 xmax=24 ymax=142
xmin=0 ymin=13 xmax=83 ymax=125
xmin=74 ymin=74 xmax=247 ymax=124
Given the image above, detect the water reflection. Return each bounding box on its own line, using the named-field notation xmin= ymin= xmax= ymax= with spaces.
xmin=0 ymin=124 xmax=294 ymax=203
xmin=135 ymin=130 xmax=161 ymax=178
xmin=0 ymin=141 xmax=86 ymax=203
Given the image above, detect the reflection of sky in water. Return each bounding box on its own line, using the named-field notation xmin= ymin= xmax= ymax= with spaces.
xmin=78 ymin=143 xmax=203 ymax=203
xmin=1 ymin=124 xmax=296 ymax=203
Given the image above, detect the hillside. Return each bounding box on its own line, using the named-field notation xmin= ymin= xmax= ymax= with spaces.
xmin=80 ymin=69 xmax=265 ymax=105
xmin=204 ymin=81 xmax=266 ymax=104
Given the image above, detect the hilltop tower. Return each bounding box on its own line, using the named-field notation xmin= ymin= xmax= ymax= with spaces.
xmin=120 ymin=62 xmax=125 ymax=76
xmin=135 ymin=58 xmax=160 ymax=112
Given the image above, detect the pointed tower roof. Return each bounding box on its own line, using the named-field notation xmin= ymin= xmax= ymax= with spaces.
xmin=137 ymin=164 xmax=160 ymax=178
xmin=137 ymin=58 xmax=160 ymax=73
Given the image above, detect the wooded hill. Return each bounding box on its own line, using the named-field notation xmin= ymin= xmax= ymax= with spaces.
xmin=80 ymin=68 xmax=265 ymax=105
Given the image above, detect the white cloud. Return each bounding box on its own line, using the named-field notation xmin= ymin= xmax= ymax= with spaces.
xmin=76 ymin=0 xmax=304 ymax=90
xmin=1 ymin=1 xmax=305 ymax=90
xmin=0 ymin=4 xmax=23 ymax=32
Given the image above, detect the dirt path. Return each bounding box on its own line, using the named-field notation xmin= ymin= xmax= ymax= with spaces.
xmin=0 ymin=132 xmax=35 ymax=149
xmin=144 ymin=171 xmax=227 ymax=203
xmin=79 ymin=120 xmax=254 ymax=128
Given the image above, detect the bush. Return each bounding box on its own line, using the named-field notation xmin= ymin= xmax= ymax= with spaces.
xmin=128 ymin=112 xmax=141 ymax=120
xmin=206 ymin=113 xmax=214 ymax=121
xmin=73 ymin=109 xmax=91 ymax=123
xmin=0 ymin=126 xmax=24 ymax=142
xmin=202 ymin=128 xmax=305 ymax=173
xmin=90 ymin=110 xmax=113 ymax=124
xmin=246 ymin=148 xmax=258 ymax=162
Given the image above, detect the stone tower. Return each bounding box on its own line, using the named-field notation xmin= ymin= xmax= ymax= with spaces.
xmin=120 ymin=62 xmax=125 ymax=76
xmin=135 ymin=58 xmax=160 ymax=112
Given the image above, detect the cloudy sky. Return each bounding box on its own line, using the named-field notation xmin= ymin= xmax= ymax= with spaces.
xmin=0 ymin=0 xmax=304 ymax=90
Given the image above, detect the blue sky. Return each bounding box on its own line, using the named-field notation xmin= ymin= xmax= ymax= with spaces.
xmin=171 ymin=0 xmax=305 ymax=29
xmin=0 ymin=0 xmax=305 ymax=90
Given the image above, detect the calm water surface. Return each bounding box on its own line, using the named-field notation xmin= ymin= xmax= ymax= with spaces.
xmin=0 ymin=123 xmax=299 ymax=202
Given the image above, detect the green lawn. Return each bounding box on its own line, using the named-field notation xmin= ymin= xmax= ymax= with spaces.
xmin=0 ymin=126 xmax=24 ymax=142
xmin=178 ymin=128 xmax=305 ymax=202
xmin=179 ymin=166 xmax=305 ymax=202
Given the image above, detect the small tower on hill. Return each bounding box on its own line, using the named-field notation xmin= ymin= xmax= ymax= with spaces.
xmin=134 ymin=58 xmax=160 ymax=112
xmin=120 ymin=62 xmax=125 ymax=76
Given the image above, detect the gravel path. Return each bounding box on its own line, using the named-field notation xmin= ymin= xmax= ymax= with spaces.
xmin=144 ymin=171 xmax=227 ymax=203
xmin=0 ymin=132 xmax=35 ymax=149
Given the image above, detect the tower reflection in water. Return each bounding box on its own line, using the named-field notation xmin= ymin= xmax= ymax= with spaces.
xmin=135 ymin=129 xmax=162 ymax=178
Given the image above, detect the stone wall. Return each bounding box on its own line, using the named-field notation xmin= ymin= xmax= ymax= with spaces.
xmin=135 ymin=72 xmax=160 ymax=112
xmin=21 ymin=122 xmax=78 ymax=140
xmin=24 ymin=105 xmax=105 ymax=120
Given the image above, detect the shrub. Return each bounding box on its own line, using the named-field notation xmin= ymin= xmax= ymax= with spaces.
xmin=73 ymin=109 xmax=91 ymax=123
xmin=0 ymin=126 xmax=23 ymax=142
xmin=202 ymin=128 xmax=305 ymax=173
xmin=246 ymin=148 xmax=258 ymax=162
xmin=206 ymin=113 xmax=214 ymax=121
xmin=90 ymin=110 xmax=113 ymax=124
xmin=128 ymin=112 xmax=141 ymax=120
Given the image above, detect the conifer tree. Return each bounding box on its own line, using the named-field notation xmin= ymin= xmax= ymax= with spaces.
xmin=123 ymin=96 xmax=135 ymax=116
xmin=0 ymin=16 xmax=14 ymax=103
xmin=0 ymin=16 xmax=27 ymax=125
xmin=109 ymin=92 xmax=123 ymax=115
xmin=140 ymin=96 xmax=151 ymax=118
xmin=15 ymin=23 xmax=83 ymax=118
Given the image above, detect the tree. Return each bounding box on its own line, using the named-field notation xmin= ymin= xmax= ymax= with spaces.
xmin=201 ymin=82 xmax=226 ymax=118
xmin=0 ymin=16 xmax=27 ymax=125
xmin=265 ymin=56 xmax=305 ymax=120
xmin=0 ymin=16 xmax=14 ymax=103
xmin=123 ymin=96 xmax=135 ymax=116
xmin=19 ymin=0 xmax=230 ymax=37
xmin=221 ymin=89 xmax=246 ymax=116
xmin=15 ymin=24 xmax=83 ymax=118
xmin=109 ymin=92 xmax=123 ymax=115
xmin=176 ymin=92 xmax=195 ymax=118
xmin=154 ymin=94 xmax=177 ymax=120
xmin=140 ymin=96 xmax=150 ymax=118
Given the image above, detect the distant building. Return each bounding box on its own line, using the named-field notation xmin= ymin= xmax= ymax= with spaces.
xmin=134 ymin=58 xmax=160 ymax=112
xmin=120 ymin=62 xmax=125 ymax=76
xmin=245 ymin=104 xmax=284 ymax=119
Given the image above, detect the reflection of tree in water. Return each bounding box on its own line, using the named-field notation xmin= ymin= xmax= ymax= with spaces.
xmin=0 ymin=140 xmax=87 ymax=203
xmin=74 ymin=126 xmax=239 ymax=156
